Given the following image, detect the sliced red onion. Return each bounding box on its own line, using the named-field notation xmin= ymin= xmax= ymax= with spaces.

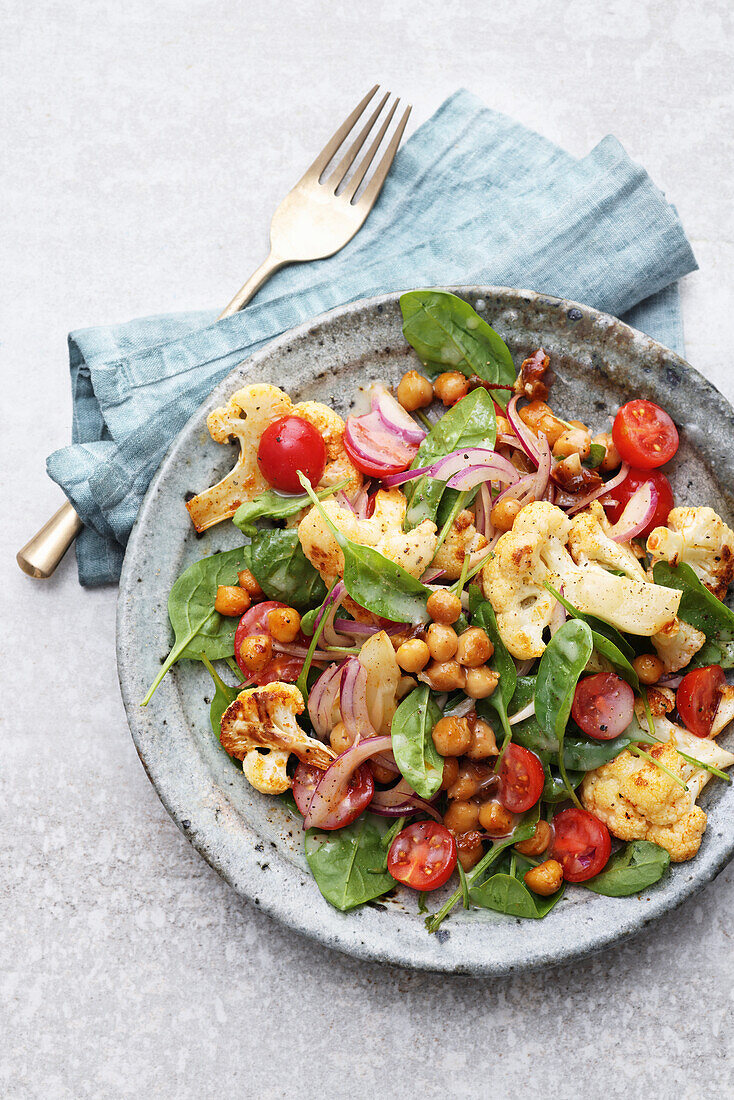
xmin=308 ymin=663 xmax=343 ymax=737
xmin=475 ymin=482 xmax=493 ymax=541
xmin=514 ymin=659 xmax=534 ymax=676
xmin=432 ymin=448 xmax=520 ymax=485
xmin=380 ymin=465 xmax=428 ymax=489
xmin=549 ymin=596 xmax=567 ymax=637
xmin=304 ymin=735 xmax=393 ymax=828
xmin=657 ymin=675 xmax=683 ymax=689
xmin=369 ymin=794 xmax=443 ymax=822
xmin=443 ymin=695 xmax=475 ymax=718
xmin=351 ymin=485 xmax=370 ymax=518
xmin=340 ymin=658 xmax=378 ymax=745
xmin=447 ymin=463 xmax=518 ymax=492
xmin=334 ymin=490 xmax=354 ymax=512
xmin=421 ymin=566 xmax=446 ymax=584
xmin=344 ymin=411 xmax=417 ymax=472
xmin=509 ymin=699 xmax=536 ymax=725
xmin=607 ymin=482 xmax=658 ymax=541
xmin=493 ymin=472 xmax=538 ymax=509
xmin=372 ymin=389 xmax=426 ymax=444
xmin=567 ymin=462 xmax=630 ymax=515
xmin=506 ymin=395 xmax=541 ymax=468
xmin=533 ymin=430 xmax=552 ymax=500
xmin=273 ymin=641 xmax=352 ymax=661
xmin=333 ymin=618 xmax=402 ymax=636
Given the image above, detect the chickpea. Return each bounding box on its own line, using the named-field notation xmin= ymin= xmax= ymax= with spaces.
xmin=434 ymin=371 xmax=470 ymax=406
xmin=440 ymin=756 xmax=460 ymax=790
xmin=397 ymin=370 xmax=433 ymax=411
xmin=396 ymin=638 xmax=430 ymax=673
xmin=515 ymin=819 xmax=552 ymax=857
xmin=456 ymin=627 xmax=493 ymax=668
xmin=214 ymin=585 xmax=251 ymax=617
xmin=456 ymin=831 xmax=485 ymax=871
xmin=370 ymin=757 xmax=397 ymax=784
xmin=238 ymin=569 xmax=263 ymax=599
xmin=518 ymin=400 xmax=565 ymax=446
xmin=490 ymin=497 xmax=522 ymax=532
xmin=426 ymin=623 xmax=458 ymax=662
xmin=431 ymin=715 xmax=472 ymax=757
xmin=238 ymin=633 xmax=272 ymax=672
xmin=447 ymin=761 xmax=493 ymax=801
xmin=422 ymin=660 xmax=466 ymax=692
xmin=633 ymin=653 xmax=664 ymax=685
xmin=466 ymin=716 xmax=498 ymax=760
xmin=552 ymin=427 xmax=591 ymax=460
xmin=465 ymin=666 xmax=499 ymax=699
xmin=523 ymin=859 xmax=564 ymax=896
xmin=496 ymin=415 xmax=511 ymax=436
xmin=478 ymin=801 xmax=514 ymax=836
xmin=443 ymin=800 xmax=480 ymax=834
xmin=426 ymin=589 xmax=462 ymax=625
xmin=329 ymin=721 xmax=351 ymax=754
xmin=593 ymin=430 xmax=622 ymax=472
xmin=267 ymin=606 xmax=301 ymax=643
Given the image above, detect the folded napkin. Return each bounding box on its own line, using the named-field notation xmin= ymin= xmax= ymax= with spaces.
xmin=47 ymin=89 xmax=697 ymax=586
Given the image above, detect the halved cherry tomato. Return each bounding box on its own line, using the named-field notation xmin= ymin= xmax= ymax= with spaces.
xmin=387 ymin=821 xmax=457 ymax=891
xmin=497 ymin=744 xmax=545 ymax=813
xmin=676 ymin=665 xmax=725 ymax=737
xmin=612 ymin=399 xmax=679 ymax=469
xmin=343 ymin=411 xmax=418 ymax=478
xmin=235 ymin=600 xmax=305 ymax=685
xmin=549 ymin=807 xmax=611 ymax=882
xmin=257 ymin=415 xmax=326 ymax=493
xmin=571 ymin=672 xmax=635 ymax=740
xmin=600 ymin=467 xmax=674 ymax=537
xmin=293 ymin=760 xmax=374 ymax=830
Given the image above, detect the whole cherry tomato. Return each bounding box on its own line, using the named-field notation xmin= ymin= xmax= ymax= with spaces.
xmin=257 ymin=415 xmax=326 ymax=493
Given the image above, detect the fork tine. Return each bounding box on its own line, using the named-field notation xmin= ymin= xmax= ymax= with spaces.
xmin=348 ymin=104 xmax=411 ymax=207
xmin=303 ymin=84 xmax=380 ymax=180
xmin=341 ymin=98 xmax=399 ymax=202
xmin=325 ymin=90 xmax=390 ymax=191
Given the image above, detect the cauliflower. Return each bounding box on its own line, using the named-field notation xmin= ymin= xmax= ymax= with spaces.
xmin=298 ymin=488 xmax=437 ymax=617
xmin=647 ymin=506 xmax=734 ymax=599
xmin=581 ymin=715 xmax=734 ymax=861
xmin=651 ymin=617 xmax=706 ymax=674
xmin=432 ymin=509 xmax=488 ymax=580
xmin=186 ymin=384 xmax=362 ymax=532
xmin=220 ymin=681 xmax=334 ymax=794
xmin=567 ymin=501 xmax=647 ymax=582
xmin=712 ymin=684 xmax=734 ymax=737
xmin=482 ymin=502 xmax=681 ymax=660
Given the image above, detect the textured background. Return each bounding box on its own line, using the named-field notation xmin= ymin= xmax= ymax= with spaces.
xmin=3 ymin=1 xmax=734 ymax=1097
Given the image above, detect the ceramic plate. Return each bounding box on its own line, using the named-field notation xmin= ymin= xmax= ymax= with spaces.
xmin=117 ymin=287 xmax=734 ymax=974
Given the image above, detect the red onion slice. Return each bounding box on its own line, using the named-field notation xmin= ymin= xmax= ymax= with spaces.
xmin=506 ymin=395 xmax=541 ymax=468
xmin=607 ymin=482 xmax=658 ymax=541
xmin=446 ymin=463 xmax=517 ymax=492
xmin=431 ymin=448 xmax=520 ymax=484
xmin=420 ymin=566 xmax=446 ymax=584
xmin=567 ymin=462 xmax=630 ymax=515
xmin=372 ymin=389 xmax=426 ymax=444
xmin=340 ymin=658 xmax=378 ymax=745
xmin=344 ymin=411 xmax=418 ymax=470
xmin=304 ymin=735 xmax=393 ymax=829
xmin=380 ymin=465 xmax=430 ymax=489
xmin=533 ymin=431 xmax=552 ymax=499
xmin=308 ymin=663 xmax=343 ymax=737
xmin=509 ymin=699 xmax=536 ymax=725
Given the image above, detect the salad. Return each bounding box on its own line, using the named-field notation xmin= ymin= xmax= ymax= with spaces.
xmin=143 ymin=289 xmax=734 ymax=928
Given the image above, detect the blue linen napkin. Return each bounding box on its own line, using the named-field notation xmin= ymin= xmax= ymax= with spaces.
xmin=46 ymin=89 xmax=697 ymax=586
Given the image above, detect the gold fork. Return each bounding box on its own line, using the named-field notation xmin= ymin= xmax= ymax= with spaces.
xmin=17 ymin=86 xmax=411 ymax=579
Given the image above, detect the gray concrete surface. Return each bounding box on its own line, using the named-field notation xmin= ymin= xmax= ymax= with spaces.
xmin=3 ymin=1 xmax=733 ymax=1096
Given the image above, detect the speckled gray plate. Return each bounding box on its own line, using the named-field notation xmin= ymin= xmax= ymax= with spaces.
xmin=117 ymin=287 xmax=734 ymax=975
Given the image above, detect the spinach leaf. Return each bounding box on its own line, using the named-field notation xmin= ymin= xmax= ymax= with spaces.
xmin=305 ymin=814 xmax=395 ymax=911
xmin=472 ymin=598 xmax=516 ymax=747
xmin=249 ymin=528 xmax=326 ymax=609
xmin=391 ymin=685 xmax=443 ymax=799
xmin=404 ymin=389 xmax=497 ymax=529
xmin=583 ymin=840 xmax=670 ymax=896
xmin=232 ymin=479 xmax=348 ymax=536
xmin=584 ymin=442 xmax=606 ymax=469
xmin=201 ymin=654 xmax=242 ymax=737
xmin=535 ymin=620 xmax=594 ymax=803
xmin=653 ymin=562 xmax=734 ymax=665
xmin=299 ymin=474 xmax=430 ymax=623
xmin=142 ymin=546 xmax=251 ymax=705
xmin=470 ymin=853 xmax=565 ymax=919
xmin=400 ymin=290 xmax=516 ymax=390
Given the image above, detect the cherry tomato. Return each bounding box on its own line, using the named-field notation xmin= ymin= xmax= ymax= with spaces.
xmin=296 ymin=760 xmax=374 ymax=830
xmin=257 ymin=416 xmax=326 ymax=493
xmin=601 ymin=467 xmax=674 ymax=537
xmin=549 ymin=807 xmax=611 ymax=882
xmin=343 ymin=412 xmax=418 ymax=478
xmin=235 ymin=600 xmax=305 ymax=685
xmin=676 ymin=665 xmax=725 ymax=737
xmin=387 ymin=821 xmax=457 ymax=891
xmin=571 ymin=672 xmax=635 ymax=740
xmin=497 ymin=744 xmax=545 ymax=813
xmin=612 ymin=399 xmax=679 ymax=469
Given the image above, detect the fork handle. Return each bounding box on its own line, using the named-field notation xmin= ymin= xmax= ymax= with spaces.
xmin=218 ymin=251 xmax=285 ymax=318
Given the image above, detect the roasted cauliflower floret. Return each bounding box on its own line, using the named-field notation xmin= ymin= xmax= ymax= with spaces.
xmin=651 ymin=617 xmax=707 ymax=674
xmin=581 ymin=716 xmax=734 ymax=861
xmin=220 ymin=681 xmax=334 ymax=794
xmin=647 ymin=506 xmax=734 ymax=599
xmin=431 ymin=510 xmax=488 ymax=580
xmin=186 ymin=384 xmax=362 ymax=531
xmin=482 ymin=501 xmax=681 ymax=660
xmin=712 ymin=684 xmax=734 ymax=737
xmin=568 ymin=501 xmax=647 ymax=582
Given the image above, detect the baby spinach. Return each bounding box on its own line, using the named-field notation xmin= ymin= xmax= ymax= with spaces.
xmin=653 ymin=562 xmax=734 ymax=666
xmin=391 ymin=685 xmax=443 ymax=799
xmin=470 ymin=852 xmax=565 ymax=919
xmin=201 ymin=654 xmax=242 ymax=737
xmin=404 ymin=388 xmax=497 ymax=529
xmin=472 ymin=598 xmax=516 ymax=748
xmin=142 ymin=546 xmax=250 ymax=705
xmin=232 ymin=479 xmax=348 ymax=536
xmin=400 ymin=290 xmax=516 ymax=392
xmin=583 ymin=840 xmax=670 ymax=897
xmin=535 ymin=620 xmax=594 ymax=805
xmin=298 ymin=474 xmax=430 ymax=623
xmin=584 ymin=442 xmax=606 ymax=469
xmin=305 ymin=814 xmax=395 ymax=911
xmin=249 ymin=528 xmax=326 ymax=609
